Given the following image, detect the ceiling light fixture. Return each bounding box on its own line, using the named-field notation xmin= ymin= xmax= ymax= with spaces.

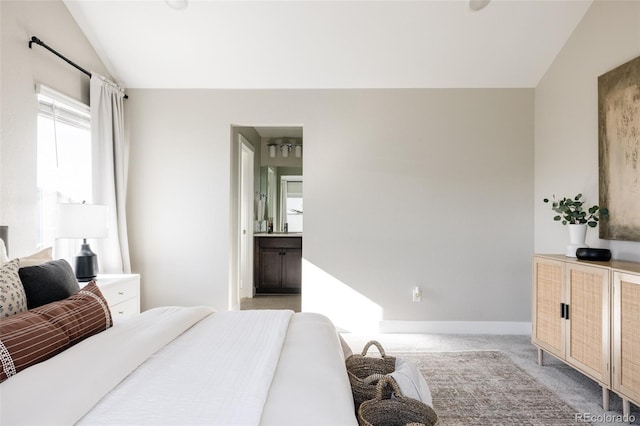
xmin=165 ymin=0 xmax=188 ymax=10
xmin=469 ymin=0 xmax=490 ymax=11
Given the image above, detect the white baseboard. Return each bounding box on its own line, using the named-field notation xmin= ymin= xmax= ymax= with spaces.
xmin=378 ymin=320 xmax=532 ymax=335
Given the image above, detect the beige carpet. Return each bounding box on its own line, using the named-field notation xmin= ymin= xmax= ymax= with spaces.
xmin=391 ymin=351 xmax=589 ymax=426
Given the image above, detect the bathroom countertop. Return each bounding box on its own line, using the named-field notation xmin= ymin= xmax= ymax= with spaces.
xmin=254 ymin=233 xmax=302 ymax=237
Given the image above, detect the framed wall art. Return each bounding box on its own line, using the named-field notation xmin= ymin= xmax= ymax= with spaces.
xmin=598 ymin=55 xmax=640 ymax=242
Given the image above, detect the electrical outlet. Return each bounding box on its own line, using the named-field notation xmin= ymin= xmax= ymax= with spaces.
xmin=412 ymin=286 xmax=422 ymax=302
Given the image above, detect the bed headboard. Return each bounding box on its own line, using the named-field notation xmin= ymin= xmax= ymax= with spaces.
xmin=0 ymin=225 xmax=8 ymax=255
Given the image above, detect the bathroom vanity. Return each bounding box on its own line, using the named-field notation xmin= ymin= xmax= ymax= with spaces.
xmin=254 ymin=234 xmax=302 ymax=294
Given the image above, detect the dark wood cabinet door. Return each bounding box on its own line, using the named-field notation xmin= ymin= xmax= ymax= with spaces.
xmin=254 ymin=236 xmax=302 ymax=294
xmin=282 ymin=249 xmax=302 ymax=291
xmin=259 ymin=248 xmax=282 ymax=290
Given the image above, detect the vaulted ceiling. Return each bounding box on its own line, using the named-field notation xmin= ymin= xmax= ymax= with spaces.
xmin=64 ymin=0 xmax=592 ymax=89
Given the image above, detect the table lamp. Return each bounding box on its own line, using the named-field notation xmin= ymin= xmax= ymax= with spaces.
xmin=57 ymin=202 xmax=108 ymax=281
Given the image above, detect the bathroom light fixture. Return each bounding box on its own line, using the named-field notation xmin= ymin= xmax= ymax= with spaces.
xmin=294 ymin=144 xmax=302 ymax=158
xmin=268 ymin=144 xmax=277 ymax=158
xmin=280 ymin=144 xmax=292 ymax=158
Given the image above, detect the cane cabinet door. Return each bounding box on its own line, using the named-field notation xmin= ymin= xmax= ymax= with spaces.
xmin=612 ymin=271 xmax=640 ymax=407
xmin=564 ymin=263 xmax=610 ymax=386
xmin=532 ymin=257 xmax=565 ymax=360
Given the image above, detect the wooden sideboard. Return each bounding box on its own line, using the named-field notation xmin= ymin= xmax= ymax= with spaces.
xmin=532 ymin=254 xmax=640 ymax=419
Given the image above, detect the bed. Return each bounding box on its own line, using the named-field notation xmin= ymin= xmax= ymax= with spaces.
xmin=0 ymin=253 xmax=358 ymax=425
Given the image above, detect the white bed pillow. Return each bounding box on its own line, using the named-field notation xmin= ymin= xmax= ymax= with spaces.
xmin=18 ymin=247 xmax=53 ymax=267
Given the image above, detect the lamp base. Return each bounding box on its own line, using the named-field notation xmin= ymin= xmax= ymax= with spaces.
xmin=75 ymin=243 xmax=99 ymax=282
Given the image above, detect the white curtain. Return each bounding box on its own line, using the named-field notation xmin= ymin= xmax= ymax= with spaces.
xmin=90 ymin=74 xmax=131 ymax=274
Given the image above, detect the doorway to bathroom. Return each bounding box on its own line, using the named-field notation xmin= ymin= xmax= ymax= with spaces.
xmin=231 ymin=125 xmax=303 ymax=312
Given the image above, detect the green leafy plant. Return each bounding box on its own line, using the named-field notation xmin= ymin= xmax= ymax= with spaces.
xmin=543 ymin=193 xmax=609 ymax=227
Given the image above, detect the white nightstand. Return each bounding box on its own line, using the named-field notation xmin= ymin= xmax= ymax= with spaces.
xmin=92 ymin=274 xmax=140 ymax=318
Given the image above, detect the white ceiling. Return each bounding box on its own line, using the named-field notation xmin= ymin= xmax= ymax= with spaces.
xmin=63 ymin=0 xmax=592 ymax=89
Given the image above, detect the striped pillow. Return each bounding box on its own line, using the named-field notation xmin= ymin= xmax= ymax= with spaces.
xmin=0 ymin=282 xmax=112 ymax=382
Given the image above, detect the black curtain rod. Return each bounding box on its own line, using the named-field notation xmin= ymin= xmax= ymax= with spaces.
xmin=29 ymin=36 xmax=128 ymax=99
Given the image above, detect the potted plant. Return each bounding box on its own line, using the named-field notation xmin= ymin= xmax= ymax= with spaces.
xmin=543 ymin=193 xmax=609 ymax=257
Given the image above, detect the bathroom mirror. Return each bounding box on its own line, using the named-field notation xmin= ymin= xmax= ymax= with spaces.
xmin=259 ymin=166 xmax=302 ymax=232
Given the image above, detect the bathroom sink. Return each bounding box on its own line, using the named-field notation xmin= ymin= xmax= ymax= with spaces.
xmin=256 ymin=232 xmax=302 ymax=236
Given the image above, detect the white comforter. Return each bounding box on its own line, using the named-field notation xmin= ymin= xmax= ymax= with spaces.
xmin=0 ymin=307 xmax=357 ymax=426
xmin=81 ymin=309 xmax=292 ymax=425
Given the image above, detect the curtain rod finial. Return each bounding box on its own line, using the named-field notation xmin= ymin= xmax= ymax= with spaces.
xmin=29 ymin=36 xmax=42 ymax=49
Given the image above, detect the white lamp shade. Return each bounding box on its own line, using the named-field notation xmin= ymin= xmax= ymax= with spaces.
xmin=269 ymin=145 xmax=276 ymax=158
xmin=294 ymin=145 xmax=302 ymax=158
xmin=57 ymin=203 xmax=108 ymax=239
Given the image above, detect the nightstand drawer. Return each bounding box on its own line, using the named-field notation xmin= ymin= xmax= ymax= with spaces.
xmin=110 ymin=297 xmax=139 ymax=318
xmin=91 ymin=274 xmax=141 ymax=316
xmin=99 ymin=279 xmax=138 ymax=306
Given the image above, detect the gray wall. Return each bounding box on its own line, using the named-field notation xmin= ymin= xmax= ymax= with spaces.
xmin=125 ymin=89 xmax=534 ymax=330
xmin=534 ymin=0 xmax=640 ymax=262
xmin=0 ymin=0 xmax=111 ymax=257
xmin=13 ymin=0 xmax=627 ymax=332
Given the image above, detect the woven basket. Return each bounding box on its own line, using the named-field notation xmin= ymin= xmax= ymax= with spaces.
xmin=358 ymin=376 xmax=439 ymax=426
xmin=346 ymin=341 xmax=396 ymax=410
xmin=346 ymin=341 xmax=396 ymax=377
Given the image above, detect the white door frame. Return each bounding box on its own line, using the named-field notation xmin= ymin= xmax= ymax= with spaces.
xmin=238 ymin=134 xmax=255 ymax=302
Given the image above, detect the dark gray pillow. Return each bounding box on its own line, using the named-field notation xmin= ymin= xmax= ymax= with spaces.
xmin=18 ymin=259 xmax=80 ymax=309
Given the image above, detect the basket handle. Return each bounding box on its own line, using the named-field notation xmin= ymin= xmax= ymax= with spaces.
xmin=361 ymin=340 xmax=386 ymax=357
xmin=375 ymin=376 xmax=403 ymax=401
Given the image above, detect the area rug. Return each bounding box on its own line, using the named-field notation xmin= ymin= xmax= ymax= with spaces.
xmin=391 ymin=351 xmax=587 ymax=426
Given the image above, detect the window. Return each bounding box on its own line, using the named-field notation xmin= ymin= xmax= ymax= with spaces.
xmin=279 ymin=176 xmax=303 ymax=233
xmin=36 ymin=85 xmax=91 ymax=258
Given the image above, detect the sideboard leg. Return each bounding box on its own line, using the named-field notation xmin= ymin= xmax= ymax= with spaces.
xmin=623 ymin=399 xmax=631 ymax=422
xmin=601 ymin=387 xmax=609 ymax=411
xmin=537 ymin=348 xmax=544 ymax=366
